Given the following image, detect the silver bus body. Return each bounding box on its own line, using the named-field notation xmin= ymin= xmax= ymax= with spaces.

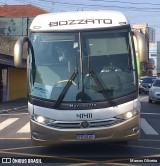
xmin=13 ymin=11 xmax=147 ymax=145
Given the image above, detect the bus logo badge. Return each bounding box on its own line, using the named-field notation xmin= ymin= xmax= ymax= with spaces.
xmin=81 ymin=121 xmax=90 ymax=128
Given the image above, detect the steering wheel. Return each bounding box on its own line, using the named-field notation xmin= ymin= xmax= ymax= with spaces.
xmin=53 ymin=80 xmax=76 ymax=87
xmin=109 ymin=64 xmax=117 ymax=71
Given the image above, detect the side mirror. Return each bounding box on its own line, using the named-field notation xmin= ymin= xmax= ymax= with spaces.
xmin=133 ymin=31 xmax=148 ymax=63
xmin=14 ymin=36 xmax=29 ymax=68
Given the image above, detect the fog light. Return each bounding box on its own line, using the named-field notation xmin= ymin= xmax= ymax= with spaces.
xmin=32 ymin=132 xmax=39 ymax=139
xmin=125 ymin=112 xmax=133 ymax=119
xmin=37 ymin=116 xmax=45 ymax=124
xmin=133 ymin=127 xmax=139 ymax=134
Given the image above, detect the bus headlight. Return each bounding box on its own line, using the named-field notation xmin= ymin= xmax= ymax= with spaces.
xmin=31 ymin=114 xmax=54 ymax=125
xmin=125 ymin=112 xmax=133 ymax=119
xmin=116 ymin=109 xmax=140 ymax=120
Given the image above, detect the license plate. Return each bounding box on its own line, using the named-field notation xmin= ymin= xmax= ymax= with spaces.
xmin=76 ymin=134 xmax=95 ymax=140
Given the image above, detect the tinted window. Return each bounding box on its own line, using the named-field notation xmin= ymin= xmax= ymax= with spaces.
xmin=142 ymin=77 xmax=156 ymax=83
xmin=153 ymin=79 xmax=160 ymax=87
xmin=29 ymin=28 xmax=137 ymax=102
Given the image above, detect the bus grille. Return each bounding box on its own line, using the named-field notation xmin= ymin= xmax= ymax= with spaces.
xmin=46 ymin=118 xmax=123 ymax=129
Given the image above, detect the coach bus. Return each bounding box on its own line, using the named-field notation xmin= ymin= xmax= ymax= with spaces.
xmin=14 ymin=10 xmax=147 ymax=145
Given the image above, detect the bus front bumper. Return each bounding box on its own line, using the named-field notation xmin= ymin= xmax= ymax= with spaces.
xmin=30 ymin=115 xmax=140 ymax=145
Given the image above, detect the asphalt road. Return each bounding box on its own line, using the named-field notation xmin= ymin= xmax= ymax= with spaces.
xmin=0 ymin=94 xmax=160 ymax=165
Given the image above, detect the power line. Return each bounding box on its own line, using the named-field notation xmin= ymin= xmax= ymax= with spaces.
xmin=52 ymin=1 xmax=160 ymax=12
xmin=18 ymin=0 xmax=160 ymax=12
xmin=90 ymin=0 xmax=160 ymax=6
xmin=3 ymin=0 xmax=160 ymax=13
xmin=37 ymin=0 xmax=160 ymax=6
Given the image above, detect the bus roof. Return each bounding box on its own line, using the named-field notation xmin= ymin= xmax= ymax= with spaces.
xmin=30 ymin=10 xmax=129 ymax=31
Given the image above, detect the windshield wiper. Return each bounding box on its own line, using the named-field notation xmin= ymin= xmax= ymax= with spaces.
xmin=29 ymin=41 xmax=36 ymax=85
xmin=54 ymin=70 xmax=78 ymax=109
xmin=89 ymin=67 xmax=116 ymax=106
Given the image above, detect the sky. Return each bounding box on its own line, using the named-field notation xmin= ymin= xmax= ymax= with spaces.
xmin=1 ymin=0 xmax=160 ymax=43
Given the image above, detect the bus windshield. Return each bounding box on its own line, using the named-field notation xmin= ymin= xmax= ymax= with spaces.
xmin=29 ymin=28 xmax=137 ymax=103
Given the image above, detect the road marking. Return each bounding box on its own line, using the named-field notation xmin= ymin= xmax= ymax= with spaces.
xmin=141 ymin=112 xmax=160 ymax=115
xmin=140 ymin=139 xmax=160 ymax=142
xmin=112 ymin=143 xmax=160 ymax=150
xmin=66 ymin=163 xmax=135 ymax=166
xmin=0 ymin=150 xmax=95 ymax=163
xmin=0 ymin=149 xmax=155 ymax=166
xmin=140 ymin=118 xmax=159 ymax=135
xmin=66 ymin=163 xmax=95 ymax=166
xmin=16 ymin=122 xmax=30 ymax=133
xmin=0 ymin=145 xmax=45 ymax=151
xmin=0 ymin=118 xmax=19 ymax=130
xmin=0 ymin=113 xmax=29 ymax=116
xmin=139 ymin=96 xmax=148 ymax=101
xmin=0 ymin=138 xmax=30 ymax=140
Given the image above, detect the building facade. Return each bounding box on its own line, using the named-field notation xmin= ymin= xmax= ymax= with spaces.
xmin=157 ymin=41 xmax=160 ymax=76
xmin=0 ymin=5 xmax=48 ymax=102
xmin=132 ymin=24 xmax=156 ymax=76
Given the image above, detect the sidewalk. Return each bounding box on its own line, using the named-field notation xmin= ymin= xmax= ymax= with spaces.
xmin=0 ymin=98 xmax=28 ymax=113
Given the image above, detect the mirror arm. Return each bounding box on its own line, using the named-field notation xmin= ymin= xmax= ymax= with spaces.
xmin=14 ymin=36 xmax=29 ymax=68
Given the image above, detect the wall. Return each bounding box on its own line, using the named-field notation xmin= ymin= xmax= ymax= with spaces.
xmin=8 ymin=67 xmax=27 ymax=101
xmin=0 ymin=17 xmax=33 ymax=36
